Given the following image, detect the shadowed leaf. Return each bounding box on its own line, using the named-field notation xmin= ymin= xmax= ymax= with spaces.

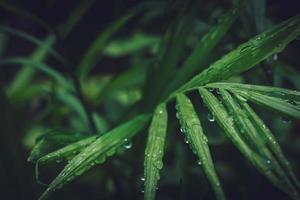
xmin=176 ymin=93 xmax=226 ymax=200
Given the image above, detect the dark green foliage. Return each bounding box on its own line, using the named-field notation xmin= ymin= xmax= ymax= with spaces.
xmin=1 ymin=1 xmax=300 ymax=200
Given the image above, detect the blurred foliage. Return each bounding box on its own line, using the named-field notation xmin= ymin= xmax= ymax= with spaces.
xmin=0 ymin=0 xmax=300 ymax=200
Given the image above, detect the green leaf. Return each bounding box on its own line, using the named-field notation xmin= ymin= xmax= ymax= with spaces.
xmin=39 ymin=114 xmax=150 ymax=200
xmin=7 ymin=35 xmax=56 ymax=98
xmin=165 ymin=3 xmax=241 ymax=94
xmin=144 ymin=104 xmax=168 ymax=200
xmin=76 ymin=12 xmax=134 ymax=77
xmin=143 ymin=1 xmax=202 ymax=110
xmin=0 ymin=26 xmax=65 ymax=63
xmin=219 ymin=89 xmax=298 ymax=196
xmin=176 ymin=94 xmax=225 ymax=200
xmin=232 ymin=89 xmax=300 ymax=120
xmin=37 ymin=135 xmax=97 ymax=165
xmin=103 ymin=33 xmax=159 ymax=57
xmin=0 ymin=57 xmax=74 ymax=92
xmin=198 ymin=87 xmax=289 ymax=194
xmin=76 ymin=1 xmax=162 ymax=78
xmin=28 ymin=130 xmax=85 ymax=162
xmin=58 ymin=0 xmax=96 ymax=38
xmin=170 ymin=14 xmax=300 ymax=98
xmin=206 ymin=82 xmax=300 ymax=103
xmin=238 ymin=98 xmax=300 ymax=189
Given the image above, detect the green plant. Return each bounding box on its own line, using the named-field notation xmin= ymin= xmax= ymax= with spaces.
xmin=1 ymin=0 xmax=300 ymax=200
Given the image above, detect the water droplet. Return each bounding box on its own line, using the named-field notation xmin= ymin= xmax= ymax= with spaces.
xmin=124 ymin=139 xmax=133 ymax=149
xmin=176 ymin=112 xmax=180 ymax=119
xmin=184 ymin=137 xmax=189 ymax=144
xmin=141 ymin=190 xmax=144 ymax=193
xmin=266 ymin=159 xmax=271 ymax=165
xmin=208 ymin=88 xmax=215 ymax=92
xmin=140 ymin=177 xmax=145 ymax=182
xmin=56 ymin=159 xmax=62 ymax=163
xmin=159 ymin=110 xmax=163 ymax=114
xmin=207 ymin=113 xmax=215 ymax=122
xmin=273 ymin=54 xmax=278 ymax=61
xmin=197 ymin=160 xmax=202 ymax=165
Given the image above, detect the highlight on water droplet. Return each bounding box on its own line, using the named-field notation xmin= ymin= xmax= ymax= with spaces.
xmin=207 ymin=112 xmax=215 ymax=122
xmin=140 ymin=177 xmax=145 ymax=182
xmin=124 ymin=138 xmax=133 ymax=149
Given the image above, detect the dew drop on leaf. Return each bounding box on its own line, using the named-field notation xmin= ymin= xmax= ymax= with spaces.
xmin=197 ymin=160 xmax=202 ymax=165
xmin=207 ymin=113 xmax=215 ymax=122
xmin=124 ymin=138 xmax=133 ymax=149
xmin=184 ymin=137 xmax=189 ymax=144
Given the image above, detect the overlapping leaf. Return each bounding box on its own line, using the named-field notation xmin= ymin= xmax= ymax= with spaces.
xmin=39 ymin=114 xmax=150 ymax=200
xmin=168 ymin=14 xmax=300 ymax=99
xmin=28 ymin=130 xmax=85 ymax=162
xmin=219 ymin=89 xmax=299 ymax=196
xmin=198 ymin=87 xmax=292 ymax=195
xmin=165 ymin=3 xmax=241 ymax=95
xmin=144 ymin=104 xmax=168 ymax=200
xmin=176 ymin=94 xmax=225 ymax=200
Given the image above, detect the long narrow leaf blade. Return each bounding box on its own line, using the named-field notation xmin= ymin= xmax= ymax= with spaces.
xmin=39 ymin=114 xmax=150 ymax=200
xmin=0 ymin=26 xmax=65 ymax=63
xmin=176 ymin=94 xmax=225 ymax=200
xmin=144 ymin=104 xmax=168 ymax=200
xmin=7 ymin=35 xmax=56 ymax=98
xmin=171 ymin=14 xmax=300 ymax=97
xmin=207 ymin=82 xmax=300 ymax=104
xmin=28 ymin=130 xmax=85 ymax=163
xmin=37 ymin=135 xmax=98 ymax=165
xmin=232 ymin=89 xmax=300 ymax=120
xmin=198 ymin=88 xmax=288 ymax=193
xmin=166 ymin=4 xmax=241 ymax=94
xmin=219 ymin=89 xmax=298 ymax=196
xmin=0 ymin=57 xmax=74 ymax=92
xmin=238 ymin=99 xmax=300 ymax=189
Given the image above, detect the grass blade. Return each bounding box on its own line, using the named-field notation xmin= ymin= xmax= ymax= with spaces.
xmin=58 ymin=0 xmax=96 ymax=38
xmin=0 ymin=26 xmax=65 ymax=63
xmin=77 ymin=2 xmax=165 ymax=77
xmin=232 ymin=89 xmax=300 ymax=120
xmin=0 ymin=57 xmax=74 ymax=92
xmin=176 ymin=94 xmax=226 ymax=200
xmin=239 ymin=99 xmax=300 ymax=190
xmin=144 ymin=104 xmax=168 ymax=200
xmin=103 ymin=33 xmax=159 ymax=57
xmin=170 ymin=14 xmax=300 ymax=97
xmin=198 ymin=87 xmax=289 ymax=194
xmin=28 ymin=130 xmax=85 ymax=163
xmin=39 ymin=114 xmax=150 ymax=200
xmin=219 ymin=89 xmax=299 ymax=197
xmin=7 ymin=35 xmax=56 ymax=98
xmin=165 ymin=3 xmax=241 ymax=94
xmin=37 ymin=135 xmax=97 ymax=165
xmin=207 ymin=82 xmax=300 ymax=103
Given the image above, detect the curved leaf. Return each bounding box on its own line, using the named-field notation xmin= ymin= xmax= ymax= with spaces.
xmin=39 ymin=114 xmax=150 ymax=200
